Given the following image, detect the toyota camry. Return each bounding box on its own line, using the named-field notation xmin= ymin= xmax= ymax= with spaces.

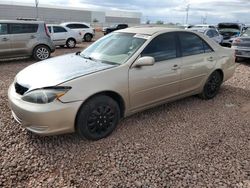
xmin=8 ymin=27 xmax=236 ymax=140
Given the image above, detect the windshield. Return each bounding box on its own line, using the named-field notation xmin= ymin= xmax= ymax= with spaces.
xmin=80 ymin=32 xmax=146 ymax=65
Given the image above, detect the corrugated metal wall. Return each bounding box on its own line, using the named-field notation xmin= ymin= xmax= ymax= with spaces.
xmin=0 ymin=4 xmax=141 ymax=25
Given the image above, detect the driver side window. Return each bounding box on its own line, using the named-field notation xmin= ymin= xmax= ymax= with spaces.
xmin=141 ymin=33 xmax=177 ymax=62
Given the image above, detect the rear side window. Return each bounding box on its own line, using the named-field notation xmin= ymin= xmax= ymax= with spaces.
xmin=212 ymin=30 xmax=219 ymax=36
xmin=206 ymin=30 xmax=213 ymax=38
xmin=10 ymin=24 xmax=38 ymax=34
xmin=142 ymin=33 xmax=177 ymax=62
xmin=0 ymin=23 xmax=8 ymax=35
xmin=179 ymin=32 xmax=212 ymax=56
xmin=53 ymin=26 xmax=67 ymax=33
xmin=66 ymin=24 xmax=89 ymax=29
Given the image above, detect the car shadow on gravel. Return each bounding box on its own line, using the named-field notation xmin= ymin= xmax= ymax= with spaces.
xmin=236 ymin=58 xmax=250 ymax=66
xmin=0 ymin=57 xmax=34 ymax=65
xmin=25 ymin=84 xmax=250 ymax=149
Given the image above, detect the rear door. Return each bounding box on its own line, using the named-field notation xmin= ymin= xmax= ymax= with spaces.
xmin=9 ymin=23 xmax=38 ymax=56
xmin=178 ymin=32 xmax=216 ymax=94
xmin=0 ymin=23 xmax=12 ymax=58
xmin=51 ymin=26 xmax=67 ymax=46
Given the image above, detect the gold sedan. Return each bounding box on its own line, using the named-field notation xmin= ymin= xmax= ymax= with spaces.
xmin=8 ymin=27 xmax=236 ymax=140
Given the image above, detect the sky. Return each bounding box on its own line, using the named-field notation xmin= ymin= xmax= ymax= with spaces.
xmin=2 ymin=0 xmax=250 ymax=24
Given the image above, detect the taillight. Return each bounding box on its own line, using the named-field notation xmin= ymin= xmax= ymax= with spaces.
xmin=44 ymin=24 xmax=50 ymax=38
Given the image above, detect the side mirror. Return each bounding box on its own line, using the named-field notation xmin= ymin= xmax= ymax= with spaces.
xmin=132 ymin=56 xmax=155 ymax=68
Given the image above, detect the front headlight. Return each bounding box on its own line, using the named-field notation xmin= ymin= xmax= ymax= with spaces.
xmin=22 ymin=86 xmax=71 ymax=104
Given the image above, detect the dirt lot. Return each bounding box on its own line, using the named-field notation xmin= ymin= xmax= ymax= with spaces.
xmin=0 ymin=32 xmax=250 ymax=187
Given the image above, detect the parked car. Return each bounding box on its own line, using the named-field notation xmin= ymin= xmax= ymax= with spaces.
xmin=8 ymin=27 xmax=235 ymax=140
xmin=185 ymin=24 xmax=216 ymax=30
xmin=188 ymin=28 xmax=223 ymax=44
xmin=218 ymin=23 xmax=246 ymax=47
xmin=103 ymin=24 xmax=128 ymax=35
xmin=47 ymin=24 xmax=82 ymax=48
xmin=231 ymin=27 xmax=250 ymax=60
xmin=60 ymin=22 xmax=95 ymax=42
xmin=0 ymin=20 xmax=55 ymax=61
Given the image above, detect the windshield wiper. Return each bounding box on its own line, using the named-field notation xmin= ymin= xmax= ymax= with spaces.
xmin=80 ymin=54 xmax=96 ymax=61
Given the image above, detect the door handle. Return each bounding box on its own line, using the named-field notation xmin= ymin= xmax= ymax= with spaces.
xmin=2 ymin=37 xmax=9 ymax=41
xmin=172 ymin=64 xmax=180 ymax=70
xmin=30 ymin=35 xmax=36 ymax=39
xmin=207 ymin=56 xmax=214 ymax=61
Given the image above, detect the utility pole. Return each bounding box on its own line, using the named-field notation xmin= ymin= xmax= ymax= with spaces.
xmin=35 ymin=0 xmax=39 ymax=20
xmin=185 ymin=4 xmax=190 ymax=25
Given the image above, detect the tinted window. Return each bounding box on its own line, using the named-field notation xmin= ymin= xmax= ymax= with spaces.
xmin=179 ymin=32 xmax=205 ymax=56
xmin=117 ymin=24 xmax=127 ymax=29
xmin=47 ymin=26 xmax=52 ymax=33
xmin=142 ymin=33 xmax=177 ymax=62
xmin=53 ymin=26 xmax=67 ymax=33
xmin=212 ymin=30 xmax=219 ymax=36
xmin=206 ymin=30 xmax=213 ymax=38
xmin=204 ymin=42 xmax=213 ymax=53
xmin=0 ymin=23 xmax=8 ymax=35
xmin=67 ymin=24 xmax=89 ymax=29
xmin=10 ymin=24 xmax=38 ymax=34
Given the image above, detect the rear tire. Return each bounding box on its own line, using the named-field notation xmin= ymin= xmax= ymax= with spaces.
xmin=76 ymin=95 xmax=120 ymax=140
xmin=199 ymin=71 xmax=223 ymax=100
xmin=33 ymin=45 xmax=51 ymax=61
xmin=84 ymin=34 xmax=92 ymax=42
xmin=66 ymin=38 xmax=76 ymax=48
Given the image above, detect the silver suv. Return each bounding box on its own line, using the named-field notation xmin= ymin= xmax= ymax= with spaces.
xmin=0 ymin=20 xmax=55 ymax=61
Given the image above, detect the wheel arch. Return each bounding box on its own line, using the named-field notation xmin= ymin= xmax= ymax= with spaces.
xmin=67 ymin=37 xmax=76 ymax=43
xmin=76 ymin=90 xmax=126 ymax=120
xmin=84 ymin=33 xmax=93 ymax=37
xmin=32 ymin=44 xmax=52 ymax=54
xmin=214 ymin=69 xmax=224 ymax=81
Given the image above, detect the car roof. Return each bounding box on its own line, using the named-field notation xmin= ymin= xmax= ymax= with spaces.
xmin=47 ymin=24 xmax=65 ymax=27
xmin=61 ymin=22 xmax=90 ymax=26
xmin=0 ymin=20 xmax=44 ymax=24
xmin=189 ymin=28 xmax=208 ymax=32
xmin=117 ymin=27 xmax=184 ymax=35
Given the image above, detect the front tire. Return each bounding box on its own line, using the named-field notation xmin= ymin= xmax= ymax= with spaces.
xmin=33 ymin=45 xmax=51 ymax=61
xmin=66 ymin=38 xmax=76 ymax=48
xmin=199 ymin=71 xmax=223 ymax=100
xmin=76 ymin=95 xmax=120 ymax=140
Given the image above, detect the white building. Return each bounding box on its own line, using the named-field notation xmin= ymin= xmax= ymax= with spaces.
xmin=0 ymin=1 xmax=141 ymax=26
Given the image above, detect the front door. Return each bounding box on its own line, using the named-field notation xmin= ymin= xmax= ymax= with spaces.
xmin=129 ymin=32 xmax=181 ymax=111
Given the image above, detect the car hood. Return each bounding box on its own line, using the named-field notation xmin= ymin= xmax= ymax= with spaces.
xmin=15 ymin=53 xmax=116 ymax=91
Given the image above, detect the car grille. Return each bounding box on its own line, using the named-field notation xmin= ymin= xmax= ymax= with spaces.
xmin=14 ymin=82 xmax=28 ymax=95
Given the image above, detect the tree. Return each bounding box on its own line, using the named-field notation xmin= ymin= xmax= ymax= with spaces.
xmin=156 ymin=20 xmax=164 ymax=25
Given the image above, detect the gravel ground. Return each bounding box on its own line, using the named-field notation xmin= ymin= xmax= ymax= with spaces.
xmin=0 ymin=33 xmax=250 ymax=187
